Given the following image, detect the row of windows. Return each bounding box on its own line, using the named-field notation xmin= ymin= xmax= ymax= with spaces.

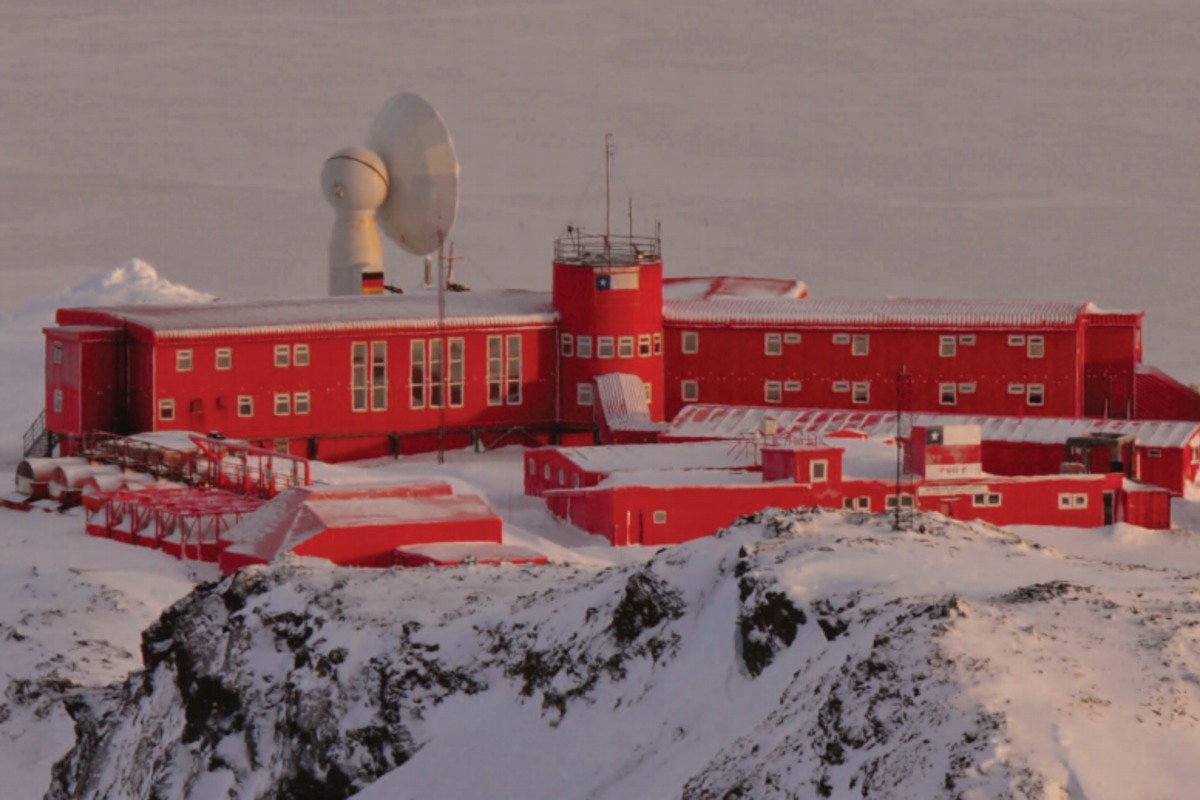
xmin=562 ymin=333 xmax=662 ymax=360
xmin=670 ymin=379 xmax=1049 ymax=406
xmin=678 ymin=331 xmax=1047 ymax=360
xmin=175 ymin=345 xmax=309 ymax=372
xmin=158 ymin=392 xmax=311 ymax=421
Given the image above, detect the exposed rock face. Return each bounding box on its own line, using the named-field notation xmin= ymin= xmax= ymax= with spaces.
xmin=44 ymin=510 xmax=1200 ymax=799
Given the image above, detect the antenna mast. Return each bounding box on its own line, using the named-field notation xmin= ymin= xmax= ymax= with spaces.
xmin=604 ymin=133 xmax=614 ymax=257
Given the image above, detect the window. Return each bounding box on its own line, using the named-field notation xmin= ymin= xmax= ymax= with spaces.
xmin=1148 ymin=448 xmax=1162 ymax=458
xmin=618 ymin=336 xmax=635 ymax=358
xmin=558 ymin=469 xmax=565 ymax=486
xmin=653 ymin=510 xmax=668 ymax=524
xmin=237 ymin=396 xmax=253 ymax=417
xmin=176 ymin=350 xmax=193 ymax=372
xmin=561 ymin=333 xmax=574 ymax=357
xmin=832 ymin=333 xmax=850 ymax=345
xmin=784 ymin=333 xmax=802 ymax=345
xmin=785 ymin=380 xmax=801 ymax=392
xmin=52 ymin=342 xmax=63 ymax=364
xmin=413 ymin=340 xmax=428 ymax=409
xmin=852 ymin=382 xmax=869 ymax=404
xmin=1027 ymin=383 xmax=1045 ymax=406
xmin=811 ymin=460 xmax=828 ymax=482
xmin=832 ymin=381 xmax=850 ymax=393
xmin=52 ymin=389 xmax=63 ymax=413
xmin=486 ymin=336 xmax=502 ymax=405
xmin=765 ymin=381 xmax=782 ymax=404
xmin=653 ymin=333 xmax=662 ymax=355
xmin=845 ymin=497 xmax=869 ymax=510
xmin=216 ymin=348 xmax=232 ymax=370
xmin=273 ymin=439 xmax=289 ymax=454
xmin=274 ymin=393 xmax=291 ymax=416
xmin=371 ymin=341 xmax=388 ymax=410
xmin=939 ymin=383 xmax=957 ymax=406
xmin=543 ymin=464 xmax=551 ymax=480
xmin=597 ymin=337 xmax=615 ymax=359
xmin=886 ymin=494 xmax=914 ymax=509
xmin=765 ymin=333 xmax=782 ymax=356
xmin=352 ymin=342 xmax=369 ymax=411
xmin=572 ymin=475 xmax=581 ymax=488
xmin=158 ymin=399 xmax=175 ymax=421
xmin=429 ymin=338 xmax=443 ymax=408
xmin=1058 ymin=493 xmax=1087 ymax=509
xmin=681 ymin=380 xmax=698 ymax=402
xmin=1008 ymin=383 xmax=1025 ymax=395
xmin=577 ymin=383 xmax=594 ymax=406
xmin=1028 ymin=335 xmax=1045 ymax=359
xmin=959 ymin=382 xmax=976 ymax=394
xmin=643 ymin=382 xmax=652 ymax=403
xmin=852 ymin=334 xmax=869 ymax=356
xmin=843 ymin=497 xmax=856 ymax=510
xmin=294 ymin=344 xmax=310 ymax=366
xmin=506 ymin=335 xmax=523 ymax=405
xmin=577 ymin=336 xmax=593 ymax=359
xmin=857 ymin=497 xmax=870 ymax=510
xmin=681 ymin=331 xmax=699 ymax=354
xmin=275 ymin=345 xmax=290 ymax=367
xmin=1008 ymin=334 xmax=1026 ymax=346
xmin=294 ymin=391 xmax=310 ymax=415
xmin=939 ymin=336 xmax=956 ymax=358
xmin=973 ymin=493 xmax=1002 ymax=507
xmin=638 ymin=334 xmax=652 ymax=357
xmin=959 ymin=334 xmax=976 ymax=346
xmin=448 ymin=338 xmax=464 ymax=407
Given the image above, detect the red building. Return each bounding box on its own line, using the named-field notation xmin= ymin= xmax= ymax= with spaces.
xmin=38 ymin=231 xmax=1200 ymax=461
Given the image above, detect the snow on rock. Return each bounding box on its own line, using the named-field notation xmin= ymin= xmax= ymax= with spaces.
xmin=44 ymin=509 xmax=1200 ymax=800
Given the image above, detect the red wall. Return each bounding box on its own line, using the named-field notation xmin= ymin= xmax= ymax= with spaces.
xmin=44 ymin=328 xmax=126 ymax=435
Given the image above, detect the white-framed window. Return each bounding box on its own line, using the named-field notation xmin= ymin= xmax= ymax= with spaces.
xmin=1148 ymin=448 xmax=1163 ymax=458
xmin=832 ymin=333 xmax=850 ymax=345
xmin=959 ymin=334 xmax=976 ymax=345
xmin=597 ymin=336 xmax=615 ymax=358
xmin=765 ymin=381 xmax=782 ymax=404
xmin=273 ymin=438 xmax=289 ymax=454
xmin=1008 ymin=383 xmax=1026 ymax=395
xmin=765 ymin=333 xmax=782 ymax=356
xmin=652 ymin=333 xmax=662 ymax=355
xmin=959 ymin=382 xmax=977 ymax=394
xmin=618 ymin=336 xmax=635 ymax=358
xmin=857 ymin=496 xmax=870 ymax=510
xmin=176 ymin=349 xmax=193 ymax=372
xmin=353 ymin=342 xmax=369 ymax=411
xmin=293 ymin=344 xmax=310 ymax=366
xmin=784 ymin=380 xmax=801 ymax=392
xmin=886 ymin=494 xmax=914 ymax=509
xmin=215 ymin=348 xmax=232 ymax=370
xmin=274 ymin=345 xmax=290 ymax=367
xmin=577 ymin=383 xmax=594 ymax=406
xmin=274 ymin=393 xmax=290 ymax=416
xmin=506 ymin=335 xmax=522 ymax=405
xmin=1027 ymin=383 xmax=1045 ymax=406
xmin=843 ymin=497 xmax=856 ymax=510
xmin=1028 ymin=335 xmax=1045 ymax=359
xmin=832 ymin=381 xmax=850 ymax=393
xmin=486 ymin=336 xmax=501 ymax=406
xmin=371 ymin=341 xmax=387 ymax=410
xmin=577 ymin=335 xmax=593 ymax=359
xmin=414 ymin=339 xmax=429 ymax=409
xmin=973 ymin=492 xmax=1002 ymax=507
xmin=643 ymin=382 xmax=652 ymax=403
xmin=237 ymin=395 xmax=253 ymax=417
xmin=158 ymin=399 xmax=176 ymax=421
xmin=294 ymin=391 xmax=310 ymax=415
xmin=681 ymin=331 xmax=699 ymax=354
xmin=638 ymin=334 xmax=652 ymax=357
xmin=811 ymin=460 xmax=828 ymax=482
xmin=1058 ymin=493 xmax=1088 ymax=509
xmin=681 ymin=380 xmax=699 ymax=402
xmin=653 ymin=510 xmax=668 ymax=524
xmin=52 ymin=389 xmax=63 ymax=413
xmin=940 ymin=383 xmax=957 ymax=406
xmin=784 ymin=333 xmax=802 ymax=345
xmin=560 ymin=333 xmax=574 ymax=357
xmin=852 ymin=382 xmax=870 ymax=404
xmin=448 ymin=338 xmax=464 ymax=408
xmin=1008 ymin=334 xmax=1026 ymax=346
xmin=52 ymin=342 xmax=63 ymax=364
xmin=939 ymin=336 xmax=956 ymax=358
xmin=843 ymin=496 xmax=870 ymax=511
xmin=852 ymin=334 xmax=869 ymax=356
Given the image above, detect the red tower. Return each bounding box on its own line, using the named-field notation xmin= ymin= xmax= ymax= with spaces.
xmin=552 ymin=230 xmax=665 ymax=430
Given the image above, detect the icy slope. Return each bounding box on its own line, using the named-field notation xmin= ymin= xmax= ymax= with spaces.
xmin=47 ymin=509 xmax=1200 ymax=800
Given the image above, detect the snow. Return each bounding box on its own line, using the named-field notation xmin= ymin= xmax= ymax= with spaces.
xmin=3 ymin=1 xmax=1200 ymax=797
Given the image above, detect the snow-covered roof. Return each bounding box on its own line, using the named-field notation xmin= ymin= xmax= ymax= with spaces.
xmin=595 ymin=373 xmax=666 ymax=432
xmin=58 ymin=290 xmax=557 ymax=339
xmin=664 ymin=297 xmax=1094 ymax=328
xmin=553 ymin=441 xmax=760 ymax=474
xmin=666 ymin=405 xmax=1200 ymax=449
xmin=663 ymin=276 xmax=808 ymax=301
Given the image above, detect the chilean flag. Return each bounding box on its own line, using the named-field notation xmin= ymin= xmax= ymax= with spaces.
xmin=596 ymin=271 xmax=639 ymax=291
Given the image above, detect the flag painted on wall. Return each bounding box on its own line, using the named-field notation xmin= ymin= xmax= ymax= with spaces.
xmin=596 ymin=270 xmax=639 ymax=291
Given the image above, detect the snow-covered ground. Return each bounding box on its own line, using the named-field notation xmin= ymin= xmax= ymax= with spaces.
xmin=5 ymin=1 xmax=1200 ymax=797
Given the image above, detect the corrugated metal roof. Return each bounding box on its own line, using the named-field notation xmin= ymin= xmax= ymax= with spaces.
xmin=555 ymin=441 xmax=760 ymax=474
xmin=58 ymin=291 xmax=558 ymax=339
xmin=664 ymin=297 xmax=1092 ymax=328
xmin=595 ymin=373 xmax=665 ymax=432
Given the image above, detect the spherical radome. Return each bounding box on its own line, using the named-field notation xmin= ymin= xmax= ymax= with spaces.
xmin=321 ymin=147 xmax=389 ymax=212
xmin=366 ymin=92 xmax=460 ymax=256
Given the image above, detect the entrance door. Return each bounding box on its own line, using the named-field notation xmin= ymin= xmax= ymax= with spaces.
xmin=1102 ymin=492 xmax=1115 ymax=525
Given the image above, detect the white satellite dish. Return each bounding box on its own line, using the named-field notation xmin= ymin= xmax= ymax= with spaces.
xmin=323 ymin=91 xmax=460 ymax=296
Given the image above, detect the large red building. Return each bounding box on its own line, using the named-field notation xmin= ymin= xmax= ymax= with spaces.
xmin=40 ymin=231 xmax=1200 ymax=461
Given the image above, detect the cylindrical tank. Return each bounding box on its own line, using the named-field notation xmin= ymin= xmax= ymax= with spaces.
xmin=49 ymin=463 xmax=122 ymax=504
xmin=14 ymin=457 xmax=88 ymax=499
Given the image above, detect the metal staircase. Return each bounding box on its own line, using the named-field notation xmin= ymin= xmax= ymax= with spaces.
xmin=21 ymin=411 xmax=56 ymax=458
